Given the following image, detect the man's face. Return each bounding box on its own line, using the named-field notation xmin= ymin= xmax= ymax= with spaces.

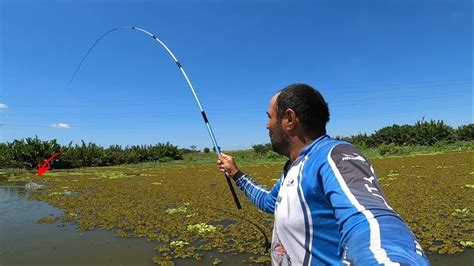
xmin=266 ymin=94 xmax=290 ymax=156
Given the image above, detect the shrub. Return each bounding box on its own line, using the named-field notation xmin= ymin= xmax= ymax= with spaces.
xmin=0 ymin=138 xmax=183 ymax=169
xmin=265 ymin=150 xmax=284 ymax=159
xmin=371 ymin=119 xmax=454 ymax=146
xmin=412 ymin=119 xmax=454 ymax=145
xmin=8 ymin=136 xmax=61 ymax=169
xmin=252 ymin=144 xmax=272 ymax=155
xmin=372 ymin=124 xmax=415 ymax=146
xmin=378 ymin=144 xmax=407 ymax=156
xmin=345 ymin=133 xmax=373 ymax=148
xmin=455 ymin=124 xmax=474 ymax=141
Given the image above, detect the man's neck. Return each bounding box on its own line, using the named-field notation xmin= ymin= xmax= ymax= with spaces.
xmin=288 ymin=134 xmax=321 ymax=162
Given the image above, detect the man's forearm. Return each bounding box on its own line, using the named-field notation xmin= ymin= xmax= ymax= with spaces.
xmin=234 ymin=172 xmax=276 ymax=213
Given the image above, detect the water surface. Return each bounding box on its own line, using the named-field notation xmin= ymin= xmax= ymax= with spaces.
xmin=1 ymin=183 xmax=471 ymax=265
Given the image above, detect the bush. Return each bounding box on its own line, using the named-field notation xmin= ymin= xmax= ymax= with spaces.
xmin=341 ymin=133 xmax=373 ymax=148
xmin=372 ymin=124 xmax=415 ymax=146
xmin=378 ymin=144 xmax=407 ymax=156
xmin=265 ymin=150 xmax=284 ymax=160
xmin=412 ymin=119 xmax=454 ymax=145
xmin=0 ymin=138 xmax=184 ymax=170
xmin=455 ymin=124 xmax=474 ymax=141
xmin=0 ymin=143 xmax=12 ymax=167
xmin=252 ymin=144 xmax=272 ymax=155
xmin=158 ymin=157 xmax=173 ymax=163
xmin=8 ymin=136 xmax=61 ymax=169
xmin=371 ymin=119 xmax=455 ymax=146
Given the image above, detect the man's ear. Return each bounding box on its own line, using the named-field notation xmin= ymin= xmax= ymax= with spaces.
xmin=284 ymin=109 xmax=297 ymax=130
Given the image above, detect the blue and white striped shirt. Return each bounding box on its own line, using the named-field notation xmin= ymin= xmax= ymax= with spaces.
xmin=235 ymin=135 xmax=430 ymax=265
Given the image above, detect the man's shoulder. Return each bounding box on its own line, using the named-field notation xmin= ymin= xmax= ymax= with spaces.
xmin=306 ymin=138 xmax=354 ymax=160
xmin=305 ymin=139 xmax=368 ymax=172
xmin=303 ymin=138 xmax=345 ymax=169
xmin=327 ymin=142 xmax=367 ymax=164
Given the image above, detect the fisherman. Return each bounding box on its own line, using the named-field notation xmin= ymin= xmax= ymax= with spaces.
xmin=217 ymin=83 xmax=430 ymax=265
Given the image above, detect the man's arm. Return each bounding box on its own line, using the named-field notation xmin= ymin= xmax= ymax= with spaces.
xmin=217 ymin=153 xmax=280 ymax=213
xmin=320 ymin=143 xmax=421 ymax=265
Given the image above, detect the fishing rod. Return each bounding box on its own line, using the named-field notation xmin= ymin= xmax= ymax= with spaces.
xmin=70 ymin=26 xmax=242 ymax=209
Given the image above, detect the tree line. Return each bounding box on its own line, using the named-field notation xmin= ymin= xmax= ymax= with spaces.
xmin=338 ymin=120 xmax=473 ymax=148
xmin=253 ymin=120 xmax=473 ymax=154
xmin=1 ymin=120 xmax=472 ymax=170
xmin=0 ymin=138 xmax=183 ymax=169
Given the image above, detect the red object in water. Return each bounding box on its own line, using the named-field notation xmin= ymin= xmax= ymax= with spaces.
xmin=37 ymin=152 xmax=63 ymax=176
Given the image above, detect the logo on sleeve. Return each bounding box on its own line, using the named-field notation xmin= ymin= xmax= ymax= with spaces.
xmin=285 ymin=178 xmax=295 ymax=187
xmin=342 ymin=153 xmax=366 ymax=162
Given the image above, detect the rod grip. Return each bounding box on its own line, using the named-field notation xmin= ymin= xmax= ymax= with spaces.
xmin=224 ymin=173 xmax=242 ymax=209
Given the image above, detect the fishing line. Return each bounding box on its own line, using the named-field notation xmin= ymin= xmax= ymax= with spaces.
xmin=69 ymin=26 xmax=242 ymax=209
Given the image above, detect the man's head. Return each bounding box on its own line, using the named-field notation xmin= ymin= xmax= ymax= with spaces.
xmin=266 ymin=83 xmax=330 ymax=156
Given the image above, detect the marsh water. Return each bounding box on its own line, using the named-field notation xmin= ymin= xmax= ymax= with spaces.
xmin=0 ymin=184 xmax=472 ymax=265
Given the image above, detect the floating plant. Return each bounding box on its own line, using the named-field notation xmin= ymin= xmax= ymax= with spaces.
xmin=22 ymin=150 xmax=474 ymax=263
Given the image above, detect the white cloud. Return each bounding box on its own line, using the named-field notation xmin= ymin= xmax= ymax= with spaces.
xmin=51 ymin=123 xmax=71 ymax=129
xmin=0 ymin=103 xmax=7 ymax=109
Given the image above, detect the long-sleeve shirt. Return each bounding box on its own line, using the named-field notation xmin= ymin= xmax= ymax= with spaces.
xmin=234 ymin=135 xmax=430 ymax=265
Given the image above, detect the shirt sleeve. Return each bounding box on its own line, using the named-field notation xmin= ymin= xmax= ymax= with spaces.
xmin=320 ymin=143 xmax=422 ymax=264
xmin=321 ymin=143 xmax=395 ymax=224
xmin=234 ymin=172 xmax=281 ymax=213
xmin=319 ymin=143 xmax=403 ymax=260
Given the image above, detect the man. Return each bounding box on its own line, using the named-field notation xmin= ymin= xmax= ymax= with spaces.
xmin=217 ymin=83 xmax=430 ymax=265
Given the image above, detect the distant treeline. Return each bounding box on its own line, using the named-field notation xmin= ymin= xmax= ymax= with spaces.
xmin=0 ymin=138 xmax=183 ymax=169
xmin=253 ymin=120 xmax=473 ymax=154
xmin=1 ymin=120 xmax=473 ymax=170
xmin=337 ymin=120 xmax=473 ymax=147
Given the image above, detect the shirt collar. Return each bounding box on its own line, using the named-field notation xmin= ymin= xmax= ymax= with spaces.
xmin=300 ymin=134 xmax=330 ymax=156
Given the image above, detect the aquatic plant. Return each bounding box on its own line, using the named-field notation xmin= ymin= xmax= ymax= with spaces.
xmin=170 ymin=240 xmax=189 ymax=248
xmin=212 ymin=258 xmax=223 ymax=265
xmin=165 ymin=206 xmax=187 ymax=214
xmin=452 ymin=208 xmax=470 ymax=217
xmin=37 ymin=216 xmax=56 ymax=224
xmin=387 ymin=170 xmax=399 ymax=177
xmin=459 ymin=241 xmax=473 ymax=248
xmin=187 ymin=223 xmax=216 ymax=234
xmin=23 ymin=150 xmax=474 ymax=262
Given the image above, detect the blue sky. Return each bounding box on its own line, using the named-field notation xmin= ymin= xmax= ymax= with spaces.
xmin=0 ymin=0 xmax=472 ymax=150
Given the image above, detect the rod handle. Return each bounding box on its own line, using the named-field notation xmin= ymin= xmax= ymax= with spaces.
xmin=224 ymin=173 xmax=242 ymax=209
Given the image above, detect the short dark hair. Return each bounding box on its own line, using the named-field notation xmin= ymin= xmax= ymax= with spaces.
xmin=275 ymin=83 xmax=330 ymax=135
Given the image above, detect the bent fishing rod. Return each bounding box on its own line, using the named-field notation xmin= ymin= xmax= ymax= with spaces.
xmin=70 ymin=26 xmax=242 ymax=209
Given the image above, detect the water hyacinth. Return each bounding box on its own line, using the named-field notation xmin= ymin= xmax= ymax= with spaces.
xmin=452 ymin=208 xmax=470 ymax=217
xmin=187 ymin=223 xmax=217 ymax=234
xmin=22 ymin=151 xmax=474 ymax=263
xmin=165 ymin=206 xmax=187 ymax=214
xmin=170 ymin=240 xmax=189 ymax=248
xmin=459 ymin=241 xmax=474 ymax=248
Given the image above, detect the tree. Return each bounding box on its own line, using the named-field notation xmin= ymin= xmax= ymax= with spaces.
xmin=203 ymin=147 xmax=210 ymax=153
xmin=252 ymin=143 xmax=271 ymax=155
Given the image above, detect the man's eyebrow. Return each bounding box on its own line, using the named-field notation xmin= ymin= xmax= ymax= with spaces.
xmin=266 ymin=112 xmax=271 ymax=117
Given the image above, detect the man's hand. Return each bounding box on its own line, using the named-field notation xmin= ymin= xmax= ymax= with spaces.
xmin=217 ymin=153 xmax=240 ymax=180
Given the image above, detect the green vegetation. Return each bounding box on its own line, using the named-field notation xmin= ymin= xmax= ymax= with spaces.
xmin=12 ymin=150 xmax=471 ymax=264
xmin=0 ymin=137 xmax=183 ymax=169
xmin=0 ymin=120 xmax=472 ymax=172
xmin=2 ymin=121 xmax=472 ymax=264
xmin=335 ymin=120 xmax=473 ymax=148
